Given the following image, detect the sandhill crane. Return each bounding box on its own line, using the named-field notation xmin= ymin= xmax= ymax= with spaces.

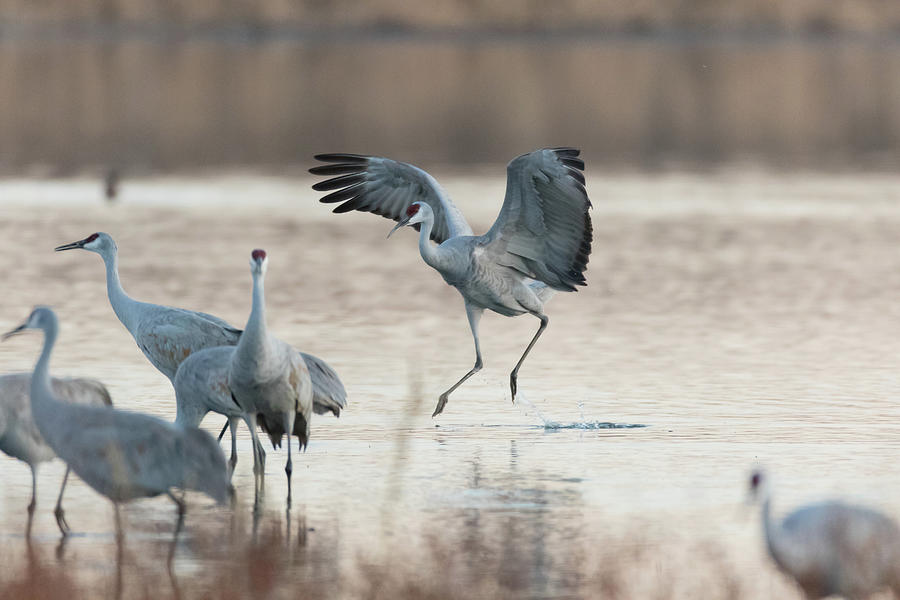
xmin=3 ymin=306 xmax=232 ymax=537
xmin=228 ymin=250 xmax=313 ymax=509
xmin=56 ymin=232 xmax=345 ymax=447
xmin=176 ymin=346 xmax=346 ymax=475
xmin=311 ymin=147 xmax=592 ymax=416
xmin=54 ymin=232 xmax=242 ymax=383
xmin=748 ymin=470 xmax=900 ymax=599
xmin=0 ymin=373 xmax=112 ymax=536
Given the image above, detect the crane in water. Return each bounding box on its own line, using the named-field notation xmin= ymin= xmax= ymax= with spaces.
xmin=56 ymin=232 xmax=346 ymax=451
xmin=54 ymin=232 xmax=242 ymax=384
xmin=0 ymin=372 xmax=112 ymax=536
xmin=3 ymin=306 xmax=232 ymax=537
xmin=311 ymin=148 xmax=592 ymax=416
xmin=175 ymin=345 xmax=345 ymax=475
xmin=228 ymin=250 xmax=313 ymax=509
xmin=748 ymin=470 xmax=900 ymax=599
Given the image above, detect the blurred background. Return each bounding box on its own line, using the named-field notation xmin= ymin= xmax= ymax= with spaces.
xmin=2 ymin=0 xmax=900 ymax=175
xmin=5 ymin=5 xmax=900 ymax=599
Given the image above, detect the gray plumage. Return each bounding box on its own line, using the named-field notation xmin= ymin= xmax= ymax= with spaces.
xmin=227 ymin=250 xmax=313 ymax=508
xmin=56 ymin=231 xmax=343 ymax=461
xmin=3 ymin=307 xmax=231 ymax=536
xmin=749 ymin=470 xmax=900 ymax=599
xmin=54 ymin=232 xmax=242 ymax=383
xmin=311 ymin=147 xmax=592 ymax=416
xmin=302 ymin=352 xmax=347 ymax=418
xmin=0 ymin=372 xmax=112 ymax=535
xmin=174 ymin=346 xmax=345 ymax=472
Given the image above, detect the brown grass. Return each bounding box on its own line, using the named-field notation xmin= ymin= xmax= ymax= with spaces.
xmin=0 ymin=515 xmax=754 ymax=600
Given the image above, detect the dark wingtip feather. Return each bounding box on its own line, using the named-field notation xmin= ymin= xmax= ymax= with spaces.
xmin=312 ymin=173 xmax=366 ymax=192
xmin=561 ymin=157 xmax=585 ymax=171
xmin=309 ymin=163 xmax=365 ymax=176
xmin=550 ymin=147 xmax=580 ymax=157
xmin=320 ymin=183 xmax=365 ymax=203
xmin=566 ymin=167 xmax=586 ymax=186
xmin=314 ymin=153 xmax=369 ymax=163
xmin=333 ymin=198 xmax=363 ymax=214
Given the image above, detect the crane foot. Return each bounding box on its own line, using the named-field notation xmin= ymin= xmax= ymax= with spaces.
xmin=432 ymin=394 xmax=449 ymax=417
xmin=54 ymin=506 xmax=71 ymax=536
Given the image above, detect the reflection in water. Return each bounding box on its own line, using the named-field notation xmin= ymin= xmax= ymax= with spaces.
xmin=4 ymin=177 xmax=900 ymax=597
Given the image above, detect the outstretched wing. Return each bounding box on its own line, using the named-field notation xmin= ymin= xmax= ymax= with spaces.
xmin=480 ymin=148 xmax=592 ymax=292
xmin=310 ymin=154 xmax=473 ymax=243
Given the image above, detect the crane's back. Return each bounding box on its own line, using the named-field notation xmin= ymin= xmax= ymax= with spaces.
xmin=780 ymin=501 xmax=900 ymax=598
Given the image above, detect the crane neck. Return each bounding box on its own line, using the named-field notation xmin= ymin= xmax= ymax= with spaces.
xmin=101 ymin=248 xmax=139 ymax=330
xmin=30 ymin=319 xmax=60 ymax=415
xmin=416 ymin=213 xmax=442 ymax=270
xmin=235 ymin=270 xmax=271 ymax=366
xmin=761 ymin=495 xmax=792 ymax=570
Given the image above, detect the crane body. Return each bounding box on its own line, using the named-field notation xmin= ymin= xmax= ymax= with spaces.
xmin=3 ymin=307 xmax=232 ymax=537
xmin=311 ymin=147 xmax=592 ymax=416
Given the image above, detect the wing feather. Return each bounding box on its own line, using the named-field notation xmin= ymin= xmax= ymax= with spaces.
xmin=300 ymin=352 xmax=347 ymax=417
xmin=480 ymin=148 xmax=593 ymax=292
xmin=310 ymin=154 xmax=473 ymax=243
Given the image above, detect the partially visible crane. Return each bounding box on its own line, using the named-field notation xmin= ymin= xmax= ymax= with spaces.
xmin=3 ymin=307 xmax=232 ymax=537
xmin=311 ymin=147 xmax=592 ymax=416
xmin=748 ymin=470 xmax=900 ymax=598
xmin=0 ymin=372 xmax=112 ymax=536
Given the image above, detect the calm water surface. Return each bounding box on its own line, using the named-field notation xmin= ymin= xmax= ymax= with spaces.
xmin=1 ymin=172 xmax=900 ymax=597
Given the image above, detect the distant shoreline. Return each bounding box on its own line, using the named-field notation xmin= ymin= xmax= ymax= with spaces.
xmin=1 ymin=23 xmax=900 ymax=45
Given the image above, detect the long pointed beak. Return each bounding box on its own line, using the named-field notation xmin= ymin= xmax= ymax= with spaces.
xmin=1 ymin=323 xmax=26 ymax=341
xmin=387 ymin=215 xmax=412 ymax=239
xmin=54 ymin=239 xmax=86 ymax=252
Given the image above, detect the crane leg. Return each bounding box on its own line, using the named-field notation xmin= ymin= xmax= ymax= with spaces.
xmin=26 ymin=465 xmax=38 ymax=537
xmin=510 ymin=314 xmax=549 ymax=402
xmin=243 ymin=412 xmax=265 ymax=509
xmin=54 ymin=467 xmax=72 ymax=536
xmin=434 ymin=305 xmax=484 ymax=417
xmin=114 ymin=503 xmax=124 ymax=542
xmin=217 ymin=420 xmax=229 ymax=443
xmin=256 ymin=437 xmax=267 ymax=472
xmin=283 ymin=411 xmax=296 ymax=510
xmin=167 ymin=491 xmax=186 ymax=538
xmin=227 ymin=416 xmax=241 ymax=477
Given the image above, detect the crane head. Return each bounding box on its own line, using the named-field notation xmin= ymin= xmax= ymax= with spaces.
xmin=250 ymin=248 xmax=268 ymax=276
xmin=54 ymin=232 xmax=115 ymax=255
xmin=747 ymin=469 xmax=767 ymax=503
xmin=2 ymin=306 xmax=56 ymax=341
xmin=387 ymin=202 xmax=428 ymax=238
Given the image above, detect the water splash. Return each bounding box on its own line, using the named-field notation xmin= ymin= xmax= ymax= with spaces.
xmin=515 ymin=390 xmax=646 ymax=430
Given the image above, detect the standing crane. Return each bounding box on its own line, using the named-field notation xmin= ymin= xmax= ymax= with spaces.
xmin=228 ymin=250 xmax=313 ymax=509
xmin=55 ymin=232 xmax=346 ymax=452
xmin=3 ymin=306 xmax=232 ymax=537
xmin=0 ymin=372 xmax=112 ymax=536
xmin=174 ymin=345 xmax=345 ymax=475
xmin=748 ymin=470 xmax=900 ymax=598
xmin=54 ymin=232 xmax=242 ymax=383
xmin=310 ymin=148 xmax=592 ymax=416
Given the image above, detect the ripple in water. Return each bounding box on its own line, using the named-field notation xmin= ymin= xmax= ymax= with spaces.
xmin=515 ymin=392 xmax=647 ymax=430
